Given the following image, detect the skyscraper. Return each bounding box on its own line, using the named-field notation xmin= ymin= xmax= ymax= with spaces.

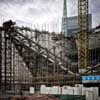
xmin=61 ymin=0 xmax=92 ymax=37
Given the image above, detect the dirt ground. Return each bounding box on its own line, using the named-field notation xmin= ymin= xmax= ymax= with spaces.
xmin=10 ymin=94 xmax=60 ymax=100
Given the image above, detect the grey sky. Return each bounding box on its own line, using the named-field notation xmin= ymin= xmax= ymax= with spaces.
xmin=0 ymin=0 xmax=100 ymax=32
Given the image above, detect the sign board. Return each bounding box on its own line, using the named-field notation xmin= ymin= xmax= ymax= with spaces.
xmin=82 ymin=76 xmax=100 ymax=83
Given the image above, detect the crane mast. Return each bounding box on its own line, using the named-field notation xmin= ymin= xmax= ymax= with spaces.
xmin=78 ymin=0 xmax=89 ymax=70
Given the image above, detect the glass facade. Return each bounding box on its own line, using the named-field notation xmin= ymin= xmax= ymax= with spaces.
xmin=62 ymin=14 xmax=92 ymax=37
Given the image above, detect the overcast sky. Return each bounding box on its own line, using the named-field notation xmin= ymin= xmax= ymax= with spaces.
xmin=0 ymin=0 xmax=100 ymax=32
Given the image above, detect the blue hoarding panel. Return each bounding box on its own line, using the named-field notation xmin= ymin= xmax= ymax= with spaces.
xmin=82 ymin=76 xmax=100 ymax=81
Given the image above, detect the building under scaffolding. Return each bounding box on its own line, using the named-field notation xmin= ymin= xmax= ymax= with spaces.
xmin=0 ymin=0 xmax=100 ymax=99
xmin=0 ymin=20 xmax=100 ymax=93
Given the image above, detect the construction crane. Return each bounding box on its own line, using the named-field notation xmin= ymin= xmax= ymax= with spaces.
xmin=78 ymin=0 xmax=89 ymax=71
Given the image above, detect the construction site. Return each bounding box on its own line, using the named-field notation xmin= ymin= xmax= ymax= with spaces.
xmin=0 ymin=0 xmax=100 ymax=100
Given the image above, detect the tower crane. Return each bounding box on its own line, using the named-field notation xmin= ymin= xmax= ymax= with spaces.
xmin=78 ymin=0 xmax=89 ymax=71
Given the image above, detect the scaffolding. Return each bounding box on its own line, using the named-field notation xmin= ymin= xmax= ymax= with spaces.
xmin=0 ymin=19 xmax=100 ymax=97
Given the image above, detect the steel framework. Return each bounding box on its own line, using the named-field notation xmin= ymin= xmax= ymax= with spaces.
xmin=0 ymin=19 xmax=99 ymax=96
xmin=0 ymin=21 xmax=81 ymax=94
